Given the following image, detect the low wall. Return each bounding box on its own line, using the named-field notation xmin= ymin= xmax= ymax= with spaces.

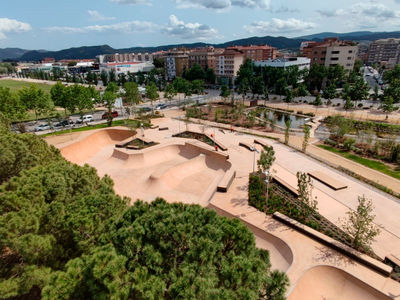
xmin=273 ymin=212 xmax=392 ymax=277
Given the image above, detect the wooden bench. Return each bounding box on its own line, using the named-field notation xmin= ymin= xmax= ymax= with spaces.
xmin=308 ymin=171 xmax=347 ymax=191
xmin=159 ymin=127 xmax=169 ymax=131
xmin=239 ymin=142 xmax=255 ymax=152
xmin=150 ymin=125 xmax=159 ymax=129
xmin=217 ymin=169 xmax=236 ymax=192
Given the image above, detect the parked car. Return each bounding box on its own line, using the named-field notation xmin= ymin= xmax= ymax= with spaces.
xmin=54 ymin=119 xmax=74 ymax=128
xmin=138 ymin=107 xmax=151 ymax=113
xmin=76 ymin=115 xmax=94 ymax=124
xmin=102 ymin=111 xmax=119 ymax=119
xmin=34 ymin=123 xmax=52 ymax=132
xmin=155 ymin=103 xmax=167 ymax=110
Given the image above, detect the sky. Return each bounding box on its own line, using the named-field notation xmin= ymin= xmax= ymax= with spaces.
xmin=1 ymin=0 xmax=400 ymax=50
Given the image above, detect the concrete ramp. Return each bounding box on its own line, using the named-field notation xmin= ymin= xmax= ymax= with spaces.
xmin=288 ymin=266 xmax=392 ymax=300
xmin=61 ymin=129 xmax=134 ymax=164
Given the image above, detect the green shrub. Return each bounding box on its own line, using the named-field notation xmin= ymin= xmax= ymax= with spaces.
xmin=248 ymin=174 xmax=266 ymax=211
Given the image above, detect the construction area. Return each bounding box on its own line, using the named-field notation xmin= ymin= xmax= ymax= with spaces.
xmin=46 ymin=115 xmax=400 ymax=300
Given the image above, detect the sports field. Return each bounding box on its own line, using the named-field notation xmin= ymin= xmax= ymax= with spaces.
xmin=0 ymin=79 xmax=53 ymax=94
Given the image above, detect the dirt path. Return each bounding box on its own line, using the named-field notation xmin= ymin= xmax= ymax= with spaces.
xmin=267 ymin=102 xmax=400 ymax=124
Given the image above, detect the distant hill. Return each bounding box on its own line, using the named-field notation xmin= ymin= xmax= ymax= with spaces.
xmin=0 ymin=48 xmax=29 ymax=61
xmin=19 ymin=45 xmax=116 ymax=62
xmin=10 ymin=30 xmax=400 ymax=62
xmin=297 ymin=31 xmax=400 ymax=41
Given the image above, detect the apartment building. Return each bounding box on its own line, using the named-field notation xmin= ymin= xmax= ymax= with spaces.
xmin=367 ymin=38 xmax=400 ymax=66
xmin=97 ymin=52 xmax=154 ymax=64
xmin=99 ymin=61 xmax=154 ymax=75
xmin=301 ymin=38 xmax=357 ymax=71
xmin=188 ymin=46 xmax=224 ymax=71
xmin=164 ymin=49 xmax=189 ymax=80
xmin=254 ymin=57 xmax=311 ymax=71
xmin=227 ymin=45 xmax=277 ymax=61
xmin=215 ymin=48 xmax=245 ymax=80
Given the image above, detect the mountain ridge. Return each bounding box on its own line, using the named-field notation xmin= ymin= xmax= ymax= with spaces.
xmin=2 ymin=31 xmax=400 ymax=62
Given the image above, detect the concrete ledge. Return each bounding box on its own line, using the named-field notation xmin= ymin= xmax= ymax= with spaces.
xmin=273 ymin=175 xmax=299 ymax=197
xmin=308 ymin=170 xmax=347 ymax=191
xmin=185 ymin=141 xmax=230 ymax=160
xmin=239 ymin=142 xmax=255 ymax=151
xmin=254 ymin=139 xmax=269 ymax=148
xmin=217 ymin=169 xmax=236 ymax=192
xmin=273 ymin=212 xmax=392 ymax=277
xmin=115 ymin=136 xmax=136 ymax=148
xmin=386 ymin=255 xmax=400 ymax=269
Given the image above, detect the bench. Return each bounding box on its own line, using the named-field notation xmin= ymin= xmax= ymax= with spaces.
xmin=239 ymin=142 xmax=255 ymax=152
xmin=308 ymin=171 xmax=347 ymax=191
xmin=150 ymin=125 xmax=159 ymax=129
xmin=217 ymin=169 xmax=236 ymax=192
xmin=159 ymin=127 xmax=169 ymax=131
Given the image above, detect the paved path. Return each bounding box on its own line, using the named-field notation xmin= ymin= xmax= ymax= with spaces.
xmin=187 ymin=118 xmax=400 ymax=259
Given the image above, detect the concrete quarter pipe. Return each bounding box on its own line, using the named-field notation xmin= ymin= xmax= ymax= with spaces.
xmin=288 ymin=266 xmax=393 ymax=300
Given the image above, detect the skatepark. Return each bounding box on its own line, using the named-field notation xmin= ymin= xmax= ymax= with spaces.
xmin=47 ymin=116 xmax=400 ymax=299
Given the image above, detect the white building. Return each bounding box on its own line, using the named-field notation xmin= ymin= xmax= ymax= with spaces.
xmin=254 ymin=57 xmax=311 ymax=71
xmin=99 ymin=61 xmax=154 ymax=75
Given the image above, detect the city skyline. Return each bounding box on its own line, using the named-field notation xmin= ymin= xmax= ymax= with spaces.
xmin=1 ymin=0 xmax=400 ymax=50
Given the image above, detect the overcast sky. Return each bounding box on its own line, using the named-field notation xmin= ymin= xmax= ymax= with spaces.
xmin=1 ymin=0 xmax=400 ymax=50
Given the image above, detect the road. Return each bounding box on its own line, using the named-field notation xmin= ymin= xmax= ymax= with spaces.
xmin=362 ymin=66 xmax=382 ymax=92
xmin=24 ymin=89 xmax=222 ymax=135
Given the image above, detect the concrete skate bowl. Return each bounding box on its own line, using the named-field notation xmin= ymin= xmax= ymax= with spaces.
xmin=61 ymin=129 xmax=134 ymax=164
xmin=105 ymin=142 xmax=232 ymax=205
xmin=288 ymin=266 xmax=392 ymax=300
xmin=209 ymin=205 xmax=293 ymax=272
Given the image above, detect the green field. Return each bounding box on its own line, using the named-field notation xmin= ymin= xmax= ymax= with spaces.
xmin=0 ymin=79 xmax=53 ymax=94
xmin=318 ymin=145 xmax=400 ymax=180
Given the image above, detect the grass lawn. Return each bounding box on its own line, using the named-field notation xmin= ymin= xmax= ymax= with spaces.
xmin=318 ymin=144 xmax=400 ymax=180
xmin=41 ymin=120 xmax=126 ymax=137
xmin=0 ymin=79 xmax=53 ymax=94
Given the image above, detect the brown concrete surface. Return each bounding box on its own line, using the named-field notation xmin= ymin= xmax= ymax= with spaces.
xmin=49 ymin=117 xmax=400 ymax=299
xmin=288 ymin=266 xmax=393 ymax=300
xmin=57 ymin=127 xmax=231 ymax=206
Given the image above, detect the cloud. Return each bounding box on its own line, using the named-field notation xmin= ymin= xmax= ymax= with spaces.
xmin=315 ymin=2 xmax=400 ymax=28
xmin=88 ymin=10 xmax=115 ymax=21
xmin=111 ymin=0 xmax=152 ymax=4
xmin=174 ymin=0 xmax=270 ymax=10
xmin=273 ymin=6 xmax=300 ymax=13
xmin=0 ymin=18 xmax=31 ymax=39
xmin=316 ymin=9 xmax=345 ymax=17
xmin=244 ymin=18 xmax=316 ymax=34
xmin=46 ymin=21 xmax=157 ymax=34
xmin=161 ymin=15 xmax=219 ymax=40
